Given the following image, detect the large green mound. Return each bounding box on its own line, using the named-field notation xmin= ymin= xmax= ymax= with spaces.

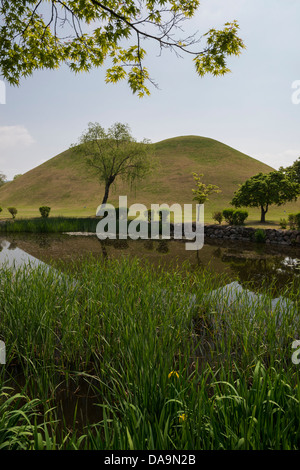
xmin=0 ymin=135 xmax=274 ymax=215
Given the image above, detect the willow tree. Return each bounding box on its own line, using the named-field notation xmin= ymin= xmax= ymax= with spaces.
xmin=0 ymin=1 xmax=245 ymax=97
xmin=74 ymin=121 xmax=154 ymax=205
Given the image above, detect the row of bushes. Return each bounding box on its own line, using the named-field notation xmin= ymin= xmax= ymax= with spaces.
xmin=0 ymin=206 xmax=51 ymax=219
xmin=279 ymin=213 xmax=300 ymax=230
xmin=213 ymin=209 xmax=300 ymax=229
xmin=212 ymin=208 xmax=249 ymax=225
xmin=0 ymin=207 xmax=18 ymax=219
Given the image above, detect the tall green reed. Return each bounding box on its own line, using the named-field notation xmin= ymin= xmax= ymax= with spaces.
xmin=0 ymin=256 xmax=299 ymax=449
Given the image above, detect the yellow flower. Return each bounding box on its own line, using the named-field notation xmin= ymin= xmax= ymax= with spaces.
xmin=168 ymin=370 xmax=179 ymax=379
xmin=179 ymin=413 xmax=186 ymax=423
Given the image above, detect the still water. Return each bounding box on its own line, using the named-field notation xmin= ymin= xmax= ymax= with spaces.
xmin=0 ymin=233 xmax=299 ymax=294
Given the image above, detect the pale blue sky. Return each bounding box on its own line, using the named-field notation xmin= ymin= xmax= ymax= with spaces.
xmin=1 ymin=0 xmax=300 ymax=180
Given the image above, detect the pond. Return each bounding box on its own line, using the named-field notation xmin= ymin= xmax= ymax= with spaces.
xmin=1 ymin=233 xmax=299 ymax=441
xmin=0 ymin=233 xmax=299 ymax=295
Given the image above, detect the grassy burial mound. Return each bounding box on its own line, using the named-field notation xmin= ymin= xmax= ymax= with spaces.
xmin=0 ymin=135 xmax=283 ymax=221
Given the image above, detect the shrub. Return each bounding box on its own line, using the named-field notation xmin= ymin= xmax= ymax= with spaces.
xmin=7 ymin=207 xmax=17 ymax=219
xmin=233 ymin=210 xmax=248 ymax=225
xmin=212 ymin=211 xmax=223 ymax=224
xmin=254 ymin=229 xmax=266 ymax=243
xmin=0 ymin=207 xmax=2 ymax=214
xmin=295 ymin=212 xmax=300 ymax=230
xmin=222 ymin=208 xmax=248 ymax=225
xmin=39 ymin=206 xmax=51 ymax=218
xmin=279 ymin=218 xmax=287 ymax=229
xmin=222 ymin=208 xmax=235 ymax=225
xmin=288 ymin=214 xmax=296 ymax=230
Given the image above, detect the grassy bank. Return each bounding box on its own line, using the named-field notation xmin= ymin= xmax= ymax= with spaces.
xmin=0 ymin=201 xmax=299 ymax=229
xmin=0 ymin=217 xmax=164 ymax=235
xmin=0 ymin=257 xmax=299 ymax=450
xmin=0 ymin=217 xmax=99 ymax=233
xmin=0 ymin=209 xmax=299 ymax=234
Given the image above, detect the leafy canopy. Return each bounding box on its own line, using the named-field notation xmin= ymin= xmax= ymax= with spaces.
xmin=192 ymin=172 xmax=221 ymax=205
xmin=73 ymin=121 xmax=155 ymax=204
xmin=280 ymin=157 xmax=300 ymax=185
xmin=0 ymin=1 xmax=245 ymax=97
xmin=231 ymin=170 xmax=300 ymax=221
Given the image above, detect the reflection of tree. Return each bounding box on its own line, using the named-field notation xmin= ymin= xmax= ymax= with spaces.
xmin=7 ymin=242 xmax=17 ymax=250
xmin=196 ymin=249 xmax=203 ymax=267
xmin=223 ymin=254 xmax=300 ymax=294
xmin=97 ymin=239 xmax=108 ymax=260
xmin=113 ymin=239 xmax=129 ymax=250
xmin=212 ymin=247 xmax=222 ymax=258
xmin=100 ymin=239 xmax=114 ymax=247
xmin=37 ymin=236 xmax=51 ymax=249
xmin=144 ymin=240 xmax=154 ymax=251
xmin=156 ymin=240 xmax=169 ymax=253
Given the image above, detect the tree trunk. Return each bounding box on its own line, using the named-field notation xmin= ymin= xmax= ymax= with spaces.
xmin=260 ymin=205 xmax=267 ymax=223
xmin=101 ymin=176 xmax=115 ymax=205
xmin=102 ymin=183 xmax=110 ymax=205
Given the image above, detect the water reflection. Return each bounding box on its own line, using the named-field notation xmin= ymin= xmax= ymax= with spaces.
xmin=0 ymin=239 xmax=46 ymax=270
xmin=0 ymin=234 xmax=299 ymax=294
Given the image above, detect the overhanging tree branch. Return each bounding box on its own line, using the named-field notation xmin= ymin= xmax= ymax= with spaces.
xmin=0 ymin=1 xmax=245 ymax=96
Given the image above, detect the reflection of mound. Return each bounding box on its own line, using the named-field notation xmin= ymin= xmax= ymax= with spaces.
xmin=7 ymin=242 xmax=17 ymax=250
xmin=0 ymin=240 xmax=44 ymax=269
xmin=206 ymin=281 xmax=296 ymax=329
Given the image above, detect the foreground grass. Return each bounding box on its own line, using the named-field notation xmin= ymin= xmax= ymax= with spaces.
xmin=0 ymin=258 xmax=299 ymax=450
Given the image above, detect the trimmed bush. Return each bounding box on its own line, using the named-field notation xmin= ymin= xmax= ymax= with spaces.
xmin=279 ymin=218 xmax=287 ymax=229
xmin=212 ymin=211 xmax=223 ymax=224
xmin=222 ymin=208 xmax=248 ymax=225
xmin=233 ymin=210 xmax=248 ymax=225
xmin=7 ymin=207 xmax=17 ymax=219
xmin=222 ymin=208 xmax=235 ymax=225
xmin=287 ymin=212 xmax=300 ymax=230
xmin=288 ymin=213 xmax=297 ymax=230
xmin=39 ymin=206 xmax=51 ymax=218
